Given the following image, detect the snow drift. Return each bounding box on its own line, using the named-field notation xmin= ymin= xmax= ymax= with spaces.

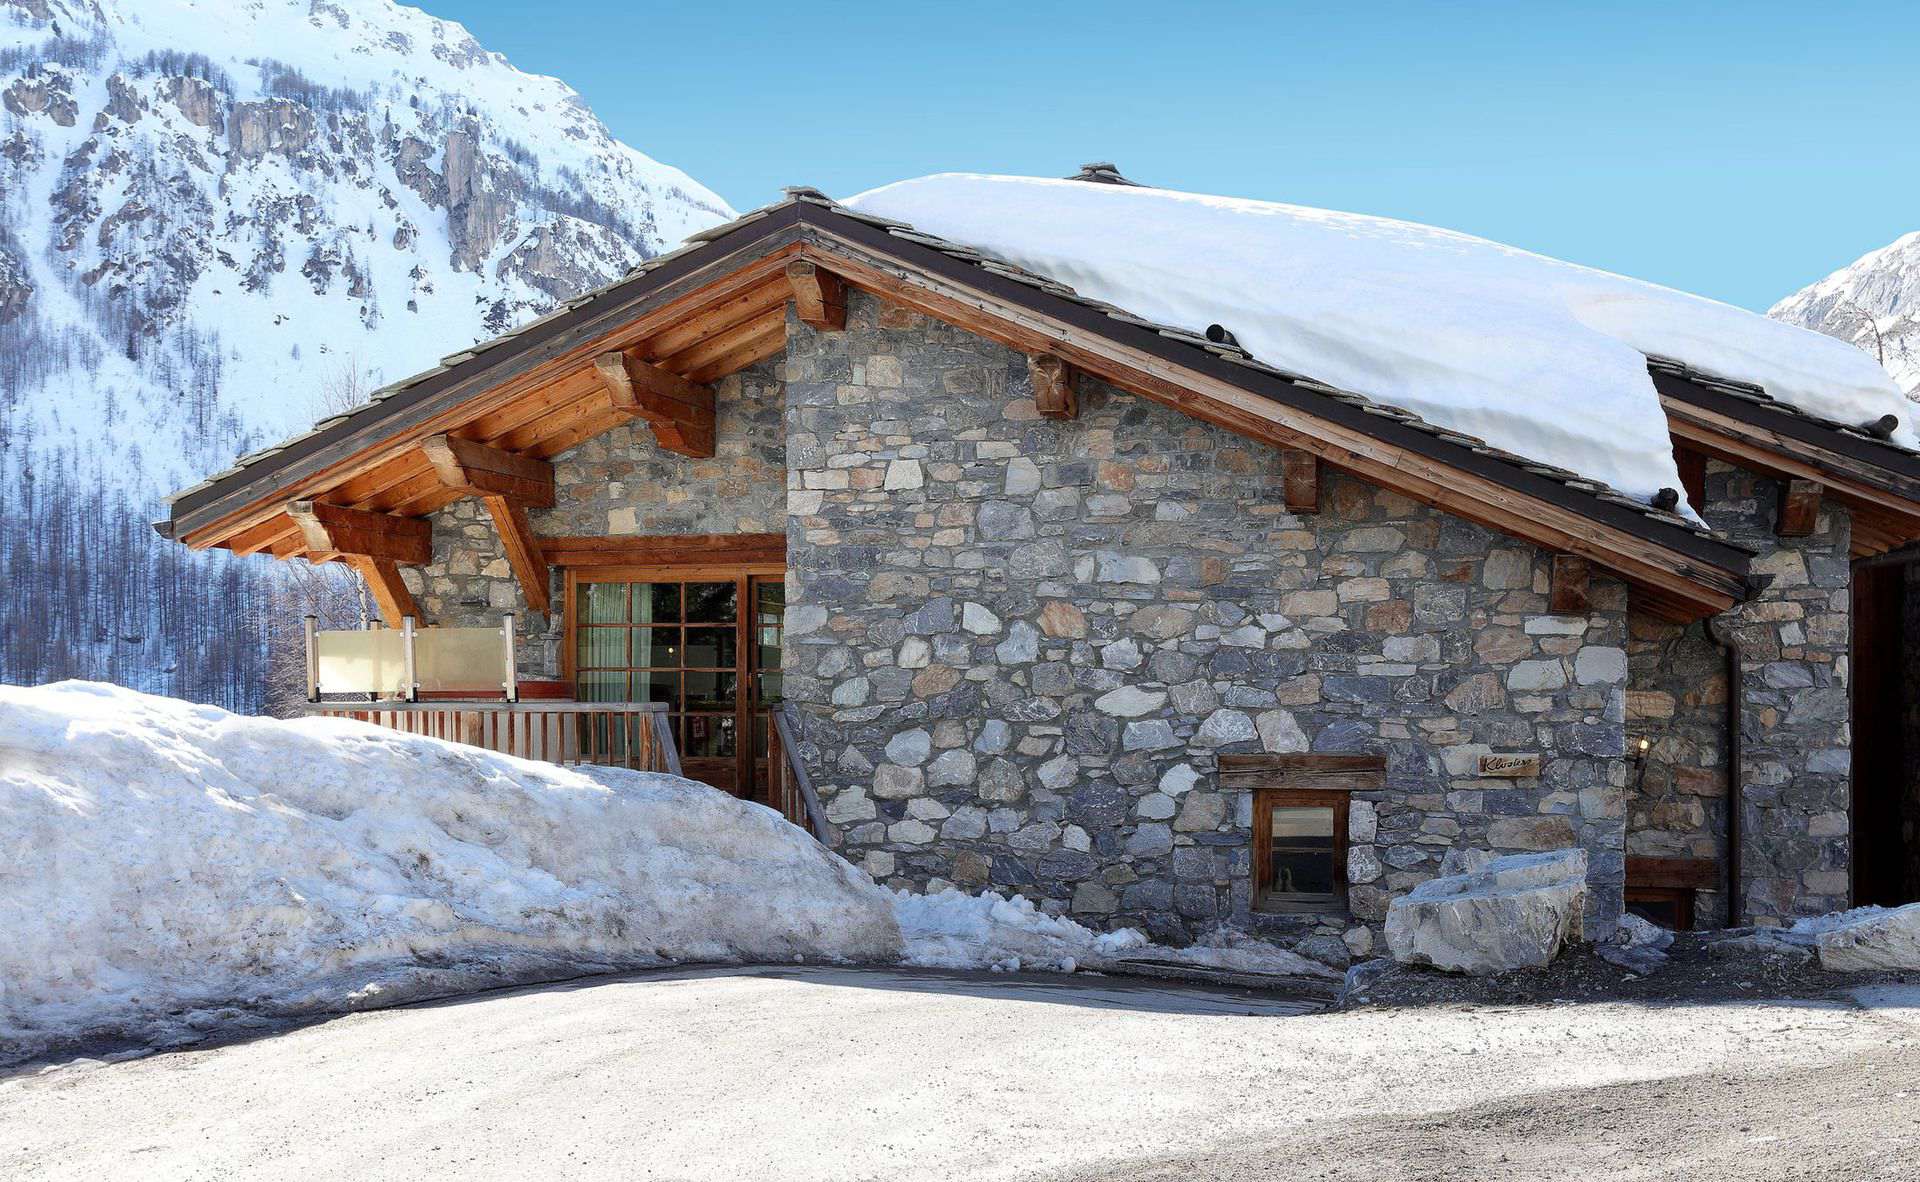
xmin=0 ymin=683 xmax=1268 ymax=1062
xmin=0 ymin=682 xmax=898 ymax=1058
xmin=845 ymin=174 xmax=1915 ymax=510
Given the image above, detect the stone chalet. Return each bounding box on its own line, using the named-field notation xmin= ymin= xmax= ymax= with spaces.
xmin=159 ymin=165 xmax=1920 ymax=958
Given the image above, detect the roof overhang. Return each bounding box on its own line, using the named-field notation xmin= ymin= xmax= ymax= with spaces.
xmin=1652 ymin=359 xmax=1920 ymax=559
xmin=166 ymin=199 xmax=1770 ymax=622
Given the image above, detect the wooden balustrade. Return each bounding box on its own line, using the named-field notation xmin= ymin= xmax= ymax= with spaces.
xmin=768 ymin=705 xmax=833 ymax=843
xmin=306 ymin=700 xmax=681 ymax=776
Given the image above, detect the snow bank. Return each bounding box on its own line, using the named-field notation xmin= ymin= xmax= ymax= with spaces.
xmin=0 ymin=683 xmax=898 ymax=1058
xmin=845 ymin=174 xmax=1915 ymax=509
xmin=895 ymin=888 xmax=1148 ymax=973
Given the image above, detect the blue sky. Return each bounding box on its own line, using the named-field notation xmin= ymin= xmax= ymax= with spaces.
xmin=434 ymin=0 xmax=1914 ymax=312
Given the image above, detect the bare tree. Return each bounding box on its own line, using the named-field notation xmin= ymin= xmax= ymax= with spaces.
xmin=261 ymin=558 xmax=372 ymax=717
xmin=311 ymin=353 xmax=377 ymax=418
xmin=1836 ymin=298 xmax=1888 ymax=367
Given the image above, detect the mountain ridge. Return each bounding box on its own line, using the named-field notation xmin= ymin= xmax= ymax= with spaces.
xmin=0 ymin=0 xmax=732 ymax=705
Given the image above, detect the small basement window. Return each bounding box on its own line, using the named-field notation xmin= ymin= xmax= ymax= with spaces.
xmin=1254 ymin=788 xmax=1349 ymax=912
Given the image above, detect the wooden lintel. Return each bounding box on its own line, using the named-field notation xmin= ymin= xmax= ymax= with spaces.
xmin=286 ymin=500 xmax=432 ymax=565
xmin=1217 ymin=753 xmax=1386 ymax=792
xmin=1775 ymin=478 xmax=1824 ymax=537
xmin=1029 ymin=353 xmax=1077 ymax=420
xmin=483 ymin=494 xmax=551 ymax=615
xmin=1550 ymin=554 xmax=1591 ymax=615
xmin=592 ymin=351 xmax=716 ymax=458
xmin=421 ymin=434 xmax=555 ymax=508
xmin=1280 ymin=449 xmax=1320 ymax=514
xmin=785 ymin=260 xmax=847 ymax=331
xmin=539 ymin=532 xmax=787 ymax=569
xmin=346 ymin=555 xmax=418 ymax=628
xmin=1626 ymin=855 xmax=1719 ymax=890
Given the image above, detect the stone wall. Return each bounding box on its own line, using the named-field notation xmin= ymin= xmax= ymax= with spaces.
xmin=784 ymin=292 xmax=1632 ymax=953
xmin=1624 ymin=613 xmax=1730 ymax=927
xmin=405 ymin=359 xmax=786 ymax=677
xmin=1626 ymin=461 xmax=1854 ymax=927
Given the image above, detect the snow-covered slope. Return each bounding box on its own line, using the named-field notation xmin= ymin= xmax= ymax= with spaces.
xmin=0 ymin=0 xmax=732 ymax=705
xmin=848 ymin=174 xmax=1915 ymax=509
xmin=1770 ymin=232 xmax=1920 ymax=398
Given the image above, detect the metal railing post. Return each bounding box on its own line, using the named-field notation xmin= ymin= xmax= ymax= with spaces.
xmin=303 ymin=614 xmax=320 ymax=702
xmin=500 ymin=613 xmax=518 ymax=703
xmin=401 ymin=616 xmax=418 ymax=703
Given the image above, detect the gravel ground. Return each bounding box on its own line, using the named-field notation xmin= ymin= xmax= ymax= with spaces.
xmin=2 ymin=967 xmax=1916 ymax=1182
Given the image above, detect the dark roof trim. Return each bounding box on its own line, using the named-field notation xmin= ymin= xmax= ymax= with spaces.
xmin=1651 ymin=359 xmax=1920 ymax=498
xmin=169 ymin=192 xmax=1753 ymax=591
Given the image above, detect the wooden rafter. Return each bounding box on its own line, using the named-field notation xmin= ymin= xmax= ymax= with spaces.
xmin=1774 ymin=478 xmax=1823 ymax=538
xmin=1281 ymin=449 xmax=1320 ymax=514
xmin=592 ymin=351 xmax=716 ymax=458
xmin=346 ymin=555 xmax=418 ymax=628
xmin=285 ymin=500 xmax=432 ymax=566
xmin=483 ymin=495 xmax=551 ymax=615
xmin=786 ymin=260 xmax=847 ymax=331
xmin=420 ymin=433 xmax=555 ymax=614
xmin=1029 ymin=353 xmax=1077 ymax=420
xmin=1550 ymin=555 xmax=1591 ymax=615
xmin=421 ymin=434 xmax=556 ymax=507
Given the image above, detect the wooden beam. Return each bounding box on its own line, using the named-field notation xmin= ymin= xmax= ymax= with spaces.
xmin=1626 ymin=855 xmax=1719 ymax=890
xmin=1217 ymin=754 xmax=1385 ymax=792
xmin=346 ymin=555 xmax=418 ymax=628
xmin=1029 ymin=353 xmax=1077 ymax=420
xmin=592 ymin=351 xmax=716 ymax=458
xmin=540 ymin=532 xmax=787 ymax=569
xmin=785 ymin=260 xmax=846 ymax=331
xmin=1550 ymin=554 xmax=1591 ymax=615
xmin=286 ymin=500 xmax=432 ymax=565
xmin=1673 ymin=444 xmax=1708 ymax=511
xmin=1281 ymin=449 xmax=1320 ymax=514
xmin=421 ymin=434 xmax=556 ymax=508
xmin=483 ymin=494 xmax=551 ymax=615
xmin=1775 ymin=477 xmax=1824 ymax=537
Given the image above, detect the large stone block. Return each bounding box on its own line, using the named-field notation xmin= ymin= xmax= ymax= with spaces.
xmin=1385 ymin=849 xmax=1587 ymax=975
xmin=1805 ymin=904 xmax=1920 ymax=972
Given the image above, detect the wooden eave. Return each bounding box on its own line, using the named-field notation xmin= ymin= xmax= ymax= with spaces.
xmin=1654 ymin=366 xmax=1920 ymax=558
xmin=167 ymin=200 xmax=1754 ymax=622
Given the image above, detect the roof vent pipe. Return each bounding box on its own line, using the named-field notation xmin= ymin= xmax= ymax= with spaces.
xmin=1066 ymin=162 xmax=1142 ymax=187
xmin=1651 ymin=487 xmax=1681 ymax=512
xmin=1864 ymin=414 xmax=1899 ymax=439
xmin=1205 ymin=324 xmax=1241 ymax=349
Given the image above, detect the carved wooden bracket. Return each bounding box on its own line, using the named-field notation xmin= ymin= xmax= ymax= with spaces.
xmin=1029 ymin=353 xmax=1076 ymax=420
xmin=786 ymin=259 xmax=847 ymax=331
xmin=592 ymin=351 xmax=716 ymax=458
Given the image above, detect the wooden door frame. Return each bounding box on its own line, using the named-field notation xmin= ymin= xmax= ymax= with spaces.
xmin=562 ymin=555 xmax=786 ymax=798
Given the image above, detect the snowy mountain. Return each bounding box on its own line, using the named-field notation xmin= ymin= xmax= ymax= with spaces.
xmin=0 ymin=0 xmax=732 ymax=706
xmin=1770 ymin=232 xmax=1920 ymax=399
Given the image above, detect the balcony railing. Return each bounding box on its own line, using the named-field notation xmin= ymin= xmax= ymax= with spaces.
xmin=306 ymin=700 xmax=681 ymax=776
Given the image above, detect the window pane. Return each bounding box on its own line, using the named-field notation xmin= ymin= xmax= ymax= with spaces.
xmin=579 ymin=583 xmax=627 ymax=625
xmin=682 ymin=713 xmax=736 ymax=757
xmin=1268 ymin=804 xmax=1335 ymax=896
xmin=577 ymin=671 xmax=626 ymax=702
xmin=685 ymin=671 xmax=737 ymax=711
xmin=634 ymin=583 xmax=679 ymax=624
xmin=686 ymin=582 xmax=737 ymax=623
xmin=632 ymin=670 xmax=679 ymax=711
xmin=756 ymin=579 xmax=785 ymax=610
xmin=757 ymin=671 xmax=784 ymax=706
xmin=684 ymin=626 xmax=737 ymax=669
xmin=576 ymin=626 xmax=627 ymax=670
xmin=630 ymin=627 xmax=678 ymax=669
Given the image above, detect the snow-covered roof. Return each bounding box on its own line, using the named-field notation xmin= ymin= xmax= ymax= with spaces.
xmin=843 ymin=172 xmax=1917 ymax=511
